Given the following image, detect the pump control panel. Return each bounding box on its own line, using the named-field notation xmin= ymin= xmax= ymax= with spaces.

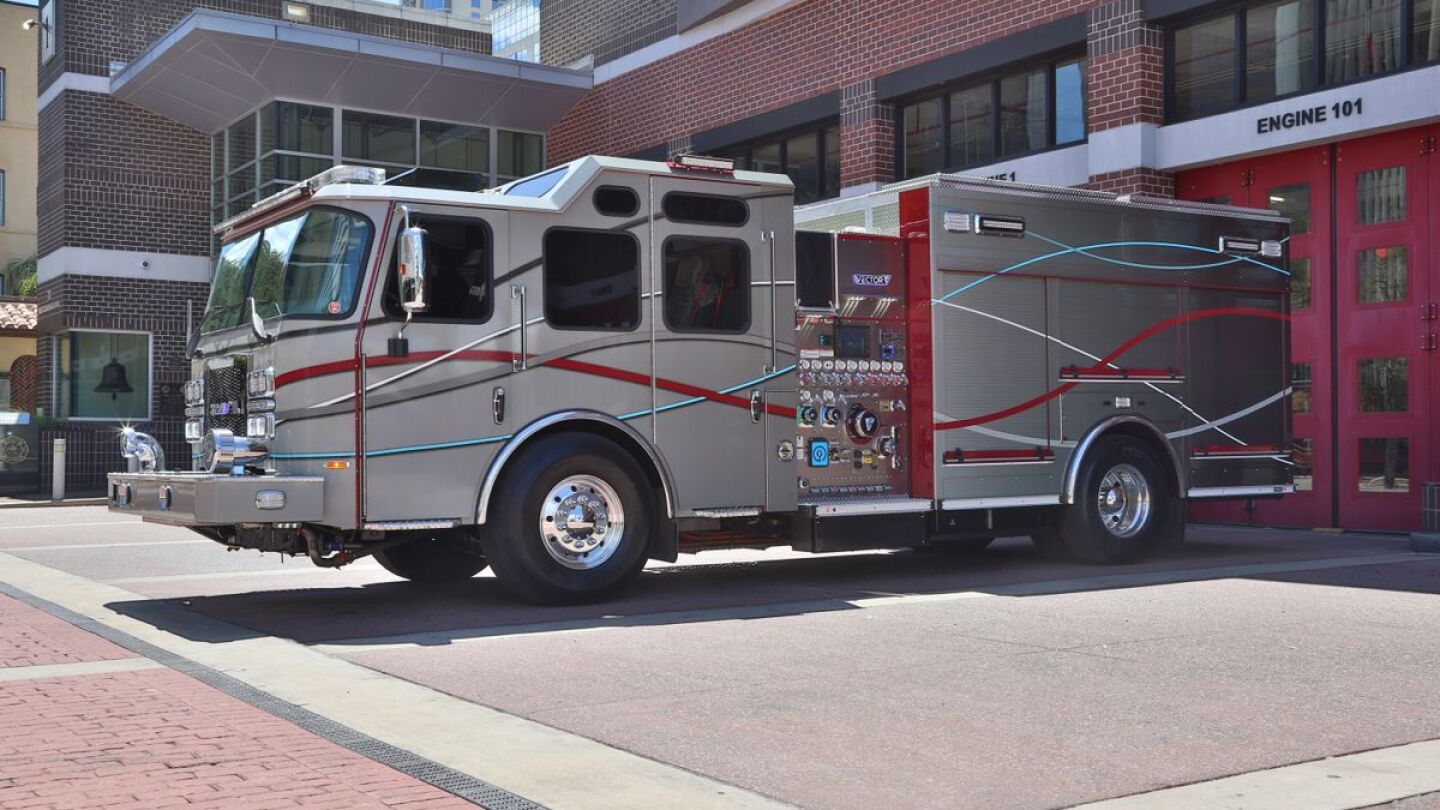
xmin=793 ymin=233 xmax=909 ymax=501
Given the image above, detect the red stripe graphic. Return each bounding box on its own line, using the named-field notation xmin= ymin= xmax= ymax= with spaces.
xmin=936 ymin=307 xmax=1287 ymax=431
xmin=277 ymin=350 xmax=795 ymax=418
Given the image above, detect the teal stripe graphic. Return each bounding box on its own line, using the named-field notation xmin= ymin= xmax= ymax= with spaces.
xmin=272 ymin=364 xmax=797 ymax=461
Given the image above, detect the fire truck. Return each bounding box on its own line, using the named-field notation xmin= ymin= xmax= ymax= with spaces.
xmin=109 ymin=156 xmax=1292 ymax=603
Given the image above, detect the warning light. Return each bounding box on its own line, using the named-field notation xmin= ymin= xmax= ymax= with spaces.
xmin=324 ymin=461 xmax=351 ymax=469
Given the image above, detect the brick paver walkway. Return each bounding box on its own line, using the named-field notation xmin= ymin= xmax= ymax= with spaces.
xmin=0 ymin=595 xmax=477 ymax=810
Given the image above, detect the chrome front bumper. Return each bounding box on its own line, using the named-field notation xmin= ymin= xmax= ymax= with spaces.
xmin=107 ymin=472 xmax=324 ymax=525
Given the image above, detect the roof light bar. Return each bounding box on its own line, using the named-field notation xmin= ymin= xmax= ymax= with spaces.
xmin=668 ymin=154 xmax=735 ymax=174
xmin=214 ymin=165 xmax=387 ymax=235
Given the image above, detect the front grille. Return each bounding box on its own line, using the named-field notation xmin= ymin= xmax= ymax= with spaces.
xmin=204 ymin=357 xmax=248 ymax=437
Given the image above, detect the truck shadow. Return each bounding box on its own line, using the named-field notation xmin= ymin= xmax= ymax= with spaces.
xmin=101 ymin=525 xmax=1433 ymax=647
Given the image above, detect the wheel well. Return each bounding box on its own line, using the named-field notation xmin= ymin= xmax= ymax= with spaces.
xmin=1063 ymin=418 xmax=1183 ymax=503
xmin=478 ymin=417 xmax=674 ymax=525
xmin=1097 ymin=423 xmax=1182 ymax=498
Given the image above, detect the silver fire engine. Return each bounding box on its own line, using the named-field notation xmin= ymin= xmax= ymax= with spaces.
xmin=110 ymin=156 xmax=1291 ymax=603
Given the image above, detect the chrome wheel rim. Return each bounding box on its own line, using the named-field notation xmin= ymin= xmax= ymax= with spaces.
xmin=1096 ymin=463 xmax=1151 ymax=538
xmin=538 ymin=474 xmax=625 ymax=570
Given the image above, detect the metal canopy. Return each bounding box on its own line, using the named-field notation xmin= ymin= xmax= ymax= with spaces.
xmin=111 ymin=10 xmax=592 ymax=134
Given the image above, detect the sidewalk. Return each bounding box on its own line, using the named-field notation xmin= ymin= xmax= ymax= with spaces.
xmin=0 ymin=594 xmax=477 ymax=810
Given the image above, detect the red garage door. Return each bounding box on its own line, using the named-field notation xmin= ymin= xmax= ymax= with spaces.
xmin=1178 ymin=125 xmax=1438 ymax=532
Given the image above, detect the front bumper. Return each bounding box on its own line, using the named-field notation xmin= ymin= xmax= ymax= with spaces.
xmin=108 ymin=472 xmax=324 ymax=525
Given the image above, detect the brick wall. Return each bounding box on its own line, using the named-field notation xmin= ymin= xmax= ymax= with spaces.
xmin=37 ymin=92 xmax=210 ymax=259
xmin=1086 ymin=0 xmax=1164 ymax=132
xmin=539 ymin=0 xmax=676 ymax=67
xmin=1086 ymin=167 xmax=1175 ymax=196
xmin=41 ymin=0 xmax=490 ymax=91
xmin=548 ymin=0 xmax=1100 ymax=168
xmin=35 ymin=273 xmax=209 ymax=474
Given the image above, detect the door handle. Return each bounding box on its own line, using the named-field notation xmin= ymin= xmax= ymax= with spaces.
xmin=763 ymin=230 xmax=778 ymax=373
xmin=511 ymin=285 xmax=527 ymax=371
xmin=750 ymin=389 xmax=763 ymax=423
xmin=492 ymin=386 xmax=505 ymax=424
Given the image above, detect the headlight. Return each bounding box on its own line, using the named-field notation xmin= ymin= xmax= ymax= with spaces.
xmin=246 ymin=413 xmax=275 ymax=439
xmin=183 ymin=379 xmax=205 ymax=405
xmin=247 ymin=367 xmax=275 ymax=398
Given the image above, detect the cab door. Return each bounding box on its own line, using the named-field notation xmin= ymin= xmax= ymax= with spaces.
xmin=649 ymin=176 xmax=790 ymax=513
xmin=359 ymin=207 xmax=510 ymax=523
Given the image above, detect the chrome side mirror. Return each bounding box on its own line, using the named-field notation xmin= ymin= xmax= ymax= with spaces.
xmin=398 ymin=224 xmax=429 ymax=315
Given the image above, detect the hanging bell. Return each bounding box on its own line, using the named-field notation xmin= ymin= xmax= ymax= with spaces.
xmin=94 ymin=357 xmax=134 ymax=399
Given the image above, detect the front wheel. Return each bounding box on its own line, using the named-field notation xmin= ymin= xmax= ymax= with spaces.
xmin=483 ymin=433 xmax=653 ymax=604
xmin=1053 ymin=436 xmax=1181 ymax=564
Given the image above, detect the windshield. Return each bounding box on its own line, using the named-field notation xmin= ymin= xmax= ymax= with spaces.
xmin=503 ymin=166 xmax=568 ymax=197
xmin=202 ymin=208 xmax=373 ymax=333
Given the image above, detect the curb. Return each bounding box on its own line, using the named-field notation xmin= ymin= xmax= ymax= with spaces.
xmin=1411 ymin=532 xmax=1440 ymax=553
xmin=0 ymin=497 xmax=108 ymax=510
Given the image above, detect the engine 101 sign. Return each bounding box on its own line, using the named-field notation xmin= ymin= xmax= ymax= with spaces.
xmin=1256 ymin=97 xmax=1363 ymax=134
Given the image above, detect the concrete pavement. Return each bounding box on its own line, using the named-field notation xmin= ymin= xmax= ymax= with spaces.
xmin=1 ymin=506 xmax=1439 ymax=810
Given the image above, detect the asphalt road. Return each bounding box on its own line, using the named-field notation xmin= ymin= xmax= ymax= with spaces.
xmin=3 ymin=505 xmax=1439 ymax=810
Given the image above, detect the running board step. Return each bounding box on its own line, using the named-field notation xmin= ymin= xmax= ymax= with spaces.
xmin=691 ymin=507 xmax=763 ymax=518
xmin=362 ymin=519 xmax=461 ymax=531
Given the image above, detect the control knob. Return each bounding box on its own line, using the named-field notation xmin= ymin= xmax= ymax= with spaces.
xmin=821 ymin=405 xmax=843 ymax=426
xmin=847 ymin=404 xmax=881 ymax=441
xmin=798 ymin=405 xmax=819 ymax=425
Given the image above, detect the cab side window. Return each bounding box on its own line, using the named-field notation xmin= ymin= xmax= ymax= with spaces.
xmin=384 ymin=216 xmax=492 ymax=322
xmin=543 ymin=228 xmax=641 ymax=331
xmin=663 ymin=236 xmax=749 ymax=333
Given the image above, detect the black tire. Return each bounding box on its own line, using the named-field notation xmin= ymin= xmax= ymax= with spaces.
xmin=483 ymin=433 xmax=653 ymax=604
xmin=373 ymin=529 xmax=488 ymax=582
xmin=1054 ymin=436 xmax=1180 ymax=564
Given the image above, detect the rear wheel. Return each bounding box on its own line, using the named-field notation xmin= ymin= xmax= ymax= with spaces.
xmin=374 ymin=529 xmax=488 ymax=582
xmin=1054 ymin=436 xmax=1180 ymax=564
xmin=483 ymin=433 xmax=653 ymax=604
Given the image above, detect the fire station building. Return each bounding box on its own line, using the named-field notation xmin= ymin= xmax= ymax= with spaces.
xmin=544 ymin=0 xmax=1440 ymax=533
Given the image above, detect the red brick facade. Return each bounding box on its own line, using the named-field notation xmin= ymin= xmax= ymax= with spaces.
xmin=1085 ymin=167 xmax=1176 ymax=196
xmin=548 ymin=0 xmax=1104 ymax=165
xmin=548 ymin=0 xmax=1182 ymax=197
xmin=1085 ymin=0 xmax=1165 ymax=131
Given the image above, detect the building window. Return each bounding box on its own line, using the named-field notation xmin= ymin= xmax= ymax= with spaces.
xmin=1291 ymin=361 xmax=1313 ymax=413
xmin=1291 ymin=257 xmax=1312 ymax=308
xmin=0 ymin=68 xmax=6 ymax=121
xmin=899 ymin=55 xmax=1086 ymax=179
xmin=1292 ymin=437 xmax=1314 ymax=490
xmin=497 ymin=130 xmax=544 ymax=184
xmin=1325 ymin=0 xmax=1403 ymax=82
xmin=1358 ymin=437 xmax=1408 ymax=492
xmin=0 ymin=170 xmax=5 ymax=228
xmin=663 ymin=237 xmax=750 ymax=333
xmin=1247 ymin=0 xmax=1316 ymax=101
xmin=1357 ymin=357 xmax=1408 ymax=412
xmin=383 ymin=216 xmax=492 ymax=322
xmin=1419 ymin=0 xmax=1440 ymax=63
xmin=1266 ymin=184 xmax=1310 ymax=233
xmin=1173 ymin=15 xmax=1238 ymax=119
xmin=543 ymin=229 xmax=641 ymax=331
xmin=716 ymin=124 xmax=841 ymax=204
xmin=1356 ymin=166 xmax=1406 ymax=224
xmin=52 ymin=332 xmax=152 ymax=421
xmin=1356 ymin=246 xmax=1407 ymax=303
xmin=1169 ymin=0 xmax=1437 ymax=121
xmin=342 ymin=110 xmax=416 ymax=166
xmin=210 ymin=103 xmax=543 ymax=243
